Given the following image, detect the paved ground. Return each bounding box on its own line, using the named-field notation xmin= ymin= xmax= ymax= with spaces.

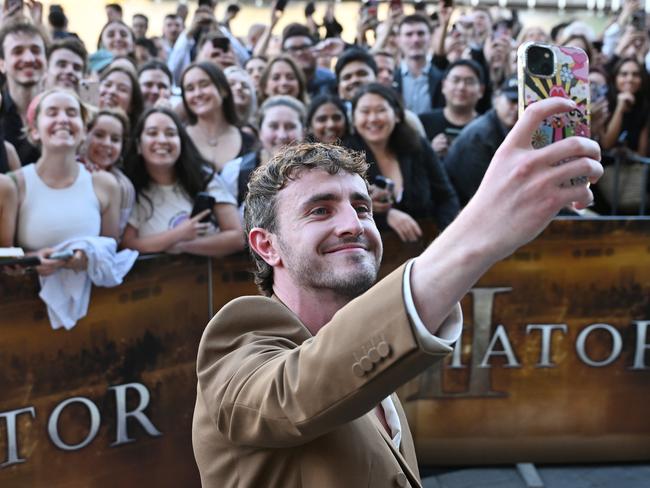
xmin=421 ymin=464 xmax=650 ymax=487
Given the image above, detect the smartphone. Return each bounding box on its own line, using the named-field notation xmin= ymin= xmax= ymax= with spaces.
xmin=518 ymin=43 xmax=590 ymax=185
xmin=274 ymin=0 xmax=289 ymax=12
xmin=630 ymin=9 xmax=646 ymax=31
xmin=49 ymin=250 xmax=75 ymax=260
xmin=191 ymin=192 xmax=216 ymax=223
xmin=211 ymin=37 xmax=230 ymax=52
xmin=374 ymin=175 xmax=395 ymax=200
xmin=590 ymin=81 xmax=608 ymax=104
xmin=0 ymin=256 xmax=41 ymax=267
xmin=517 ymin=43 xmax=590 ymax=147
xmin=305 ymin=1 xmax=315 ymax=17
xmin=443 ymin=0 xmax=454 ymax=8
xmin=79 ymin=79 xmax=100 ymax=107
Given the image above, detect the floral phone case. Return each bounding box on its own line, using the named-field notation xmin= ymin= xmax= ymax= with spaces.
xmin=517 ymin=43 xmax=590 ymax=149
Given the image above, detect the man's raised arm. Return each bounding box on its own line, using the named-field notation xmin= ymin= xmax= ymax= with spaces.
xmin=410 ymin=97 xmax=603 ymax=338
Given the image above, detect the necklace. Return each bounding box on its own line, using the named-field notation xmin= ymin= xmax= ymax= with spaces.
xmin=199 ymin=124 xmax=219 ymax=147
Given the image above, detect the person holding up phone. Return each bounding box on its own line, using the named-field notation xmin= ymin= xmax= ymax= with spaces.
xmin=192 ymin=98 xmax=602 ymax=486
xmin=122 ymin=108 xmax=244 ymax=258
xmin=196 ymin=32 xmax=237 ymax=70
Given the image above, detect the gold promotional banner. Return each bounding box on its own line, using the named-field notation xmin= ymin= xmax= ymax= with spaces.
xmin=0 ymin=219 xmax=648 ymax=486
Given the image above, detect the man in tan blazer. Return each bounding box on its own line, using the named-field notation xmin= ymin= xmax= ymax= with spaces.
xmin=193 ymin=98 xmax=602 ymax=487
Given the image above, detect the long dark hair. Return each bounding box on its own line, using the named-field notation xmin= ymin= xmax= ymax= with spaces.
xmin=608 ymin=57 xmax=650 ymax=115
xmin=306 ymin=94 xmax=349 ymax=140
xmin=180 ymin=61 xmax=240 ymax=126
xmin=125 ymin=107 xmax=215 ymax=217
xmin=351 ymin=83 xmax=421 ymax=157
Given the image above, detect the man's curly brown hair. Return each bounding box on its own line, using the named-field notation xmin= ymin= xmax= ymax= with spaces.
xmin=244 ymin=142 xmax=369 ymax=296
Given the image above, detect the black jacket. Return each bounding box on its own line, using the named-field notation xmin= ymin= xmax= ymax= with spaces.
xmin=343 ymin=134 xmax=460 ymax=230
xmin=443 ymin=109 xmax=508 ymax=206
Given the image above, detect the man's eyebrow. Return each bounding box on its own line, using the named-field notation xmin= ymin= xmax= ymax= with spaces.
xmin=300 ymin=191 xmax=371 ymax=210
xmin=300 ymin=192 xmax=338 ymax=210
xmin=351 ymin=191 xmax=372 ymax=205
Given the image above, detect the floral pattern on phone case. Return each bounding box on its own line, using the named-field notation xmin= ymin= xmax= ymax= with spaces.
xmin=518 ymin=44 xmax=590 ymax=149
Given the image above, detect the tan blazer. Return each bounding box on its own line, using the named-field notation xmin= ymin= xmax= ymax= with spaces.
xmin=192 ymin=264 xmax=456 ymax=487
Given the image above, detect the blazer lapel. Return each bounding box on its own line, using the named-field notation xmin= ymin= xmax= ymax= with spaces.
xmin=367 ymin=411 xmax=422 ymax=488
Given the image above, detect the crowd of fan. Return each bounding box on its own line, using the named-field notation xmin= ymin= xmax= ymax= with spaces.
xmin=0 ymin=0 xmax=648 ymax=277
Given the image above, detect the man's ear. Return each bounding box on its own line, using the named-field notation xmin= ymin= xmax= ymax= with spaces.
xmin=248 ymin=227 xmax=282 ymax=267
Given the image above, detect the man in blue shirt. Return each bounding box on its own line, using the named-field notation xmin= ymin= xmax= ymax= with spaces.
xmin=394 ymin=14 xmax=444 ymax=115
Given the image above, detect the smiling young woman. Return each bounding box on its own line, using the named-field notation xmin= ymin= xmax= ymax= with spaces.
xmin=122 ymin=107 xmax=245 ymax=258
xmin=343 ymin=83 xmax=459 ymax=243
xmin=601 ymin=57 xmax=650 ymax=156
xmin=182 ymin=62 xmax=258 ymax=173
xmin=6 ymin=89 xmax=120 ymax=275
xmin=306 ymin=94 xmax=349 ymax=144
xmin=98 ymin=66 xmax=144 ymax=134
xmin=81 ymin=108 xmax=135 ymax=238
xmin=96 ymin=20 xmax=135 ymax=59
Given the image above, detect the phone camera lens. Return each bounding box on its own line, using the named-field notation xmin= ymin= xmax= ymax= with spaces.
xmin=527 ymin=45 xmax=555 ymax=77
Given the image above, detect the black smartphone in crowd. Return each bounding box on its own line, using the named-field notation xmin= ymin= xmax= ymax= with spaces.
xmin=305 ymin=1 xmax=315 ymax=17
xmin=191 ymin=192 xmax=216 ymax=224
xmin=211 ymin=37 xmax=230 ymax=52
xmin=631 ymin=9 xmax=647 ymax=32
xmin=0 ymin=256 xmax=41 ymax=268
xmin=275 ymin=0 xmax=289 ymax=12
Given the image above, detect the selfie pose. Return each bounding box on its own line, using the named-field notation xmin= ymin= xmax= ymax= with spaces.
xmin=193 ymin=98 xmax=603 ymax=487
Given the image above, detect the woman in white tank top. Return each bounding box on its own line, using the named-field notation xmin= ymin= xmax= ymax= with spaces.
xmin=6 ymin=89 xmax=121 ymax=275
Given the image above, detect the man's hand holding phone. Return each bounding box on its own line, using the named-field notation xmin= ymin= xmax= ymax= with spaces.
xmin=464 ymin=98 xmax=602 ymax=261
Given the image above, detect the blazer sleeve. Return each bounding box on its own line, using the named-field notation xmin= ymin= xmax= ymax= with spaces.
xmin=195 ymin=264 xmax=455 ymax=448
